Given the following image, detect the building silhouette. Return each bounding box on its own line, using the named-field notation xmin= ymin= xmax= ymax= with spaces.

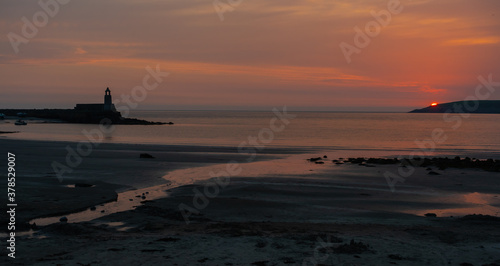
xmin=74 ymin=87 xmax=117 ymax=112
xmin=104 ymin=87 xmax=112 ymax=111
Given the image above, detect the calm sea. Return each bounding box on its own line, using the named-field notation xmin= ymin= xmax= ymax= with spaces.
xmin=1 ymin=111 xmax=499 ymax=157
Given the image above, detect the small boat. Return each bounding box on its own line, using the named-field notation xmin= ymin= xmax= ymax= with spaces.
xmin=14 ymin=119 xmax=27 ymax=125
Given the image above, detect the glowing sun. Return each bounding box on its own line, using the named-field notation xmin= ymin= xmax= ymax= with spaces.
xmin=430 ymin=102 xmax=438 ymax=107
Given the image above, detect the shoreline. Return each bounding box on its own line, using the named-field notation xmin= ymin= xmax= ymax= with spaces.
xmin=17 ymin=153 xmax=500 ymax=229
xmin=0 ymin=138 xmax=310 ymax=229
xmin=2 ymin=131 xmax=500 ymax=159
xmin=1 ymin=138 xmax=500 ymax=265
xmin=2 ymin=138 xmax=499 ymax=226
xmin=11 ymin=165 xmax=500 ymax=265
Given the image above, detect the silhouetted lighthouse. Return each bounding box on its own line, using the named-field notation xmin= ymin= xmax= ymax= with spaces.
xmin=74 ymin=87 xmax=117 ymax=112
xmin=104 ymin=87 xmax=112 ymax=111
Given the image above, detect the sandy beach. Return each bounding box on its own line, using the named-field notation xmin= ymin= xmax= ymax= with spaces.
xmin=0 ymin=138 xmax=305 ymax=225
xmin=0 ymin=138 xmax=499 ymax=265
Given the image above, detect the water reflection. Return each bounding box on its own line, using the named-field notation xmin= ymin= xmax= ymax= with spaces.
xmin=413 ymin=192 xmax=500 ymax=217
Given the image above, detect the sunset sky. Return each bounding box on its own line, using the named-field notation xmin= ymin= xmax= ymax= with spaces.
xmin=1 ymin=0 xmax=499 ymax=111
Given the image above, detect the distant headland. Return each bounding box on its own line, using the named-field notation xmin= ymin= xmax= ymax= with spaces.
xmin=0 ymin=88 xmax=172 ymax=125
xmin=409 ymin=100 xmax=500 ymax=114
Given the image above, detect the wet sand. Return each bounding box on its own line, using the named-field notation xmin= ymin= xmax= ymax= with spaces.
xmin=0 ymin=138 xmax=302 ymax=227
xmin=1 ymin=139 xmax=500 ymax=265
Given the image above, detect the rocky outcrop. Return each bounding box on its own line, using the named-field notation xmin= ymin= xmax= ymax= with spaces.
xmin=0 ymin=109 xmax=171 ymax=125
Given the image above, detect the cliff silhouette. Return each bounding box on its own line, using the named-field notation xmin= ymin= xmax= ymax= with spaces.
xmin=409 ymin=100 xmax=500 ymax=113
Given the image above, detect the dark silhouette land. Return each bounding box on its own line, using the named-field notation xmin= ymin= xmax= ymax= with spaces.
xmin=410 ymin=100 xmax=500 ymax=113
xmin=0 ymin=88 xmax=170 ymax=125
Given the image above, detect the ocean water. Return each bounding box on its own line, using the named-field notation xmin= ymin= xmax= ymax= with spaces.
xmin=1 ymin=111 xmax=499 ymax=157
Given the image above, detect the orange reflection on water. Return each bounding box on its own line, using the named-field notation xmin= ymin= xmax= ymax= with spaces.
xmin=464 ymin=192 xmax=490 ymax=205
xmin=416 ymin=192 xmax=500 ymax=217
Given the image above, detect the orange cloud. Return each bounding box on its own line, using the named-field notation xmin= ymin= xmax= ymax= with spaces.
xmin=75 ymin=47 xmax=87 ymax=55
xmin=443 ymin=37 xmax=500 ymax=46
xmin=418 ymin=85 xmax=446 ymax=94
